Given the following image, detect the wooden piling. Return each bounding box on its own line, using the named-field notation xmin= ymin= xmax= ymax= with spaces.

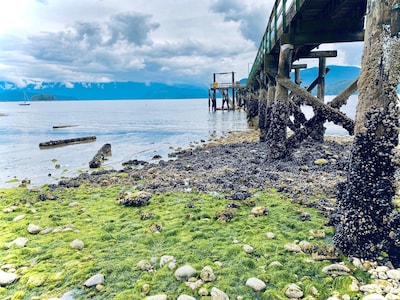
xmin=266 ymin=44 xmax=293 ymax=158
xmin=333 ymin=0 xmax=400 ymax=263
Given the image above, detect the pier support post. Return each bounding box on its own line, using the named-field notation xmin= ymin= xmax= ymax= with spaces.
xmin=266 ymin=44 xmax=293 ymax=158
xmin=310 ymin=56 xmax=327 ymax=142
xmin=333 ymin=0 xmax=400 ymax=265
xmin=258 ymin=89 xmax=268 ymax=142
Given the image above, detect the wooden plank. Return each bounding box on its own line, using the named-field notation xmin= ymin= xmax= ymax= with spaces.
xmin=297 ymin=50 xmax=337 ymax=58
xmin=329 ymin=78 xmax=358 ymax=109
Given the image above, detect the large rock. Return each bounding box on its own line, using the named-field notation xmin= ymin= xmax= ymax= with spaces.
xmin=70 ymin=239 xmax=84 ymax=250
xmin=84 ymin=274 xmax=104 ymax=287
xmin=285 ymin=283 xmax=303 ymax=299
xmin=0 ymin=270 xmax=18 ymax=286
xmin=145 ymin=295 xmax=167 ymax=300
xmin=117 ymin=191 xmax=152 ymax=207
xmin=27 ymin=223 xmax=41 ymax=234
xmin=322 ymin=263 xmax=351 ymax=276
xmin=246 ymin=277 xmax=266 ymax=291
xmin=210 ymin=287 xmax=229 ymax=300
xmin=250 ymin=206 xmax=268 ymax=217
xmin=159 ymin=255 xmax=176 ymax=269
xmin=177 ymin=295 xmax=196 ymax=300
xmin=175 ymin=265 xmax=197 ymax=281
xmin=6 ymin=237 xmax=28 ymax=248
xmin=200 ymin=266 xmax=216 ymax=282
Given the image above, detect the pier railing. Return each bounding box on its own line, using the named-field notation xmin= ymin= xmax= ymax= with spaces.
xmin=248 ymin=0 xmax=306 ymax=84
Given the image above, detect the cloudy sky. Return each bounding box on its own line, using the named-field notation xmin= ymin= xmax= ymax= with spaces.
xmin=0 ymin=0 xmax=363 ymax=87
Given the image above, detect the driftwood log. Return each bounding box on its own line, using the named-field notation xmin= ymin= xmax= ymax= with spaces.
xmin=39 ymin=136 xmax=96 ymax=148
xmin=89 ymin=143 xmax=112 ymax=168
xmin=52 ymin=125 xmax=79 ymax=129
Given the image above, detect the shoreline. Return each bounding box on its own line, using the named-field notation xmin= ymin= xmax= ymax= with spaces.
xmin=54 ymin=129 xmax=354 ymax=208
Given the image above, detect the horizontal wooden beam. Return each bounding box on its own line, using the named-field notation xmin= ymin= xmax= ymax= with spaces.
xmin=276 ymin=75 xmax=354 ymax=134
xmin=329 ymin=78 xmax=358 ymax=109
xmin=297 ymin=51 xmax=337 ymax=59
xmin=287 ymin=30 xmax=365 ymax=45
xmin=292 ymin=64 xmax=307 ymax=69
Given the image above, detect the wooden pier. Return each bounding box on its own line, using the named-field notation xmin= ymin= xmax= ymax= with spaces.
xmin=244 ymin=0 xmax=400 ymax=267
xmin=208 ymin=72 xmax=246 ymax=111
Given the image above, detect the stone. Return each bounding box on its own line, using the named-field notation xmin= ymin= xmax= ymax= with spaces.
xmin=118 ymin=191 xmax=152 ymax=207
xmin=177 ymin=295 xmax=196 ymax=300
xmin=284 ymin=243 xmax=302 ymax=253
xmin=70 ymin=239 xmax=84 ymax=250
xmin=385 ymin=292 xmax=400 ymax=300
xmin=185 ymin=279 xmax=203 ymax=290
xmin=59 ymin=288 xmax=86 ymax=299
xmin=175 ymin=265 xmax=197 ymax=281
xmin=1 ymin=264 xmax=15 ymax=272
xmin=322 ymin=263 xmax=351 ymax=275
xmin=266 ymin=232 xmax=276 ymax=239
xmin=84 ymin=274 xmax=104 ymax=287
xmin=314 ymin=158 xmax=328 ymax=165
xmin=309 ymin=229 xmax=325 ymax=238
xmin=250 ymin=206 xmax=268 ymax=217
xmin=387 ymin=269 xmax=400 ymax=280
xmin=359 ymin=284 xmax=382 ymax=294
xmin=210 ymin=287 xmax=229 ymax=300
xmin=27 ymin=223 xmax=41 ymax=234
xmin=69 ymin=202 xmax=79 ymax=207
xmin=160 ymin=255 xmax=176 ymax=268
xmin=299 ymin=240 xmax=313 ymax=252
xmin=13 ymin=214 xmax=25 ymax=222
xmin=243 ymin=244 xmax=254 ymax=254
xmin=198 ymin=287 xmax=208 ymax=296
xmin=40 ymin=228 xmax=53 ymax=235
xmin=245 ymin=277 xmax=266 ymax=291
xmin=6 ymin=237 xmax=28 ymax=248
xmin=142 ymin=283 xmax=150 ymax=294
xmin=137 ymin=260 xmax=153 ymax=271
xmin=375 ymin=266 xmax=389 ymax=273
xmin=0 ymin=270 xmax=18 ymax=286
xmin=362 ymin=294 xmax=385 ymax=300
xmin=200 ymin=266 xmax=216 ymax=282
xmin=3 ymin=206 xmax=17 ymax=213
xmin=285 ymin=283 xmax=303 ymax=299
xmin=27 ymin=274 xmax=47 ymax=287
xmin=145 ymin=295 xmax=167 ymax=300
xmin=349 ymin=276 xmax=360 ymax=292
xmin=268 ymin=261 xmax=282 ymax=267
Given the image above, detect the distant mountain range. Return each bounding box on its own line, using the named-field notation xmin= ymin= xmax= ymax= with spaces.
xmin=292 ymin=65 xmax=361 ymax=95
xmin=0 ymin=81 xmax=209 ymax=101
xmin=0 ymin=65 xmax=397 ymax=101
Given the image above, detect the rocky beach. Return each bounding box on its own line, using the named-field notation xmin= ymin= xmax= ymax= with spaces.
xmin=1 ymin=130 xmax=400 ymax=299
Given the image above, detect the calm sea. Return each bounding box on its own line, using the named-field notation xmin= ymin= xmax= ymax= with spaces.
xmin=0 ymin=96 xmax=357 ymax=188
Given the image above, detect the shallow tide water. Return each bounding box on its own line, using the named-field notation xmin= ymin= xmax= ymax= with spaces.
xmin=0 ymin=96 xmax=357 ymax=188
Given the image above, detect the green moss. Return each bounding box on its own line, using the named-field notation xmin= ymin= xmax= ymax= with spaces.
xmin=0 ymin=186 xmax=370 ymax=299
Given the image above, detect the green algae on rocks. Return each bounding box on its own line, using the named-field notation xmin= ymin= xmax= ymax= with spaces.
xmin=0 ymin=186 xmax=367 ymax=299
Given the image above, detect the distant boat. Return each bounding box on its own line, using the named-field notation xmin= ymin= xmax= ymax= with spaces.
xmin=19 ymin=93 xmax=31 ymax=106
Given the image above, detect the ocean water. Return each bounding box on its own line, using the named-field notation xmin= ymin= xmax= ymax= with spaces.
xmin=0 ymin=96 xmax=357 ymax=188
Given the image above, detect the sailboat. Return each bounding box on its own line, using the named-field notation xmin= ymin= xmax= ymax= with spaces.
xmin=19 ymin=92 xmax=31 ymax=106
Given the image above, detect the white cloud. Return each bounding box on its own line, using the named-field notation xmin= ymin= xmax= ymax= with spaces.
xmin=0 ymin=0 xmax=363 ymax=86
